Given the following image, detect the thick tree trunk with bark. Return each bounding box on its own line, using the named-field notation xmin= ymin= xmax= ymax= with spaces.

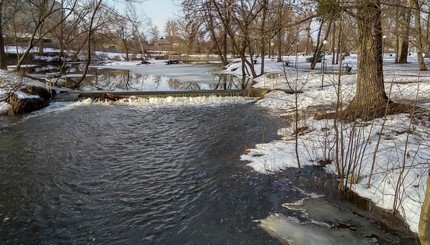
xmin=419 ymin=168 xmax=430 ymax=245
xmin=341 ymin=0 xmax=389 ymax=120
xmin=314 ymin=0 xmax=418 ymax=122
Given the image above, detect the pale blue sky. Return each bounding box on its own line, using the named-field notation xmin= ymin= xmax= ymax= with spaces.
xmin=143 ymin=0 xmax=180 ymax=30
xmin=108 ymin=0 xmax=180 ymax=33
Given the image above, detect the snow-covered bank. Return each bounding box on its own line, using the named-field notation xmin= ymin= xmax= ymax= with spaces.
xmin=1 ymin=53 xmax=429 ymax=236
xmin=238 ymin=54 xmax=430 ymax=234
xmin=0 ymin=70 xmax=54 ymax=115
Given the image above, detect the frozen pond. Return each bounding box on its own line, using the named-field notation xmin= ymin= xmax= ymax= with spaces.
xmin=27 ymin=62 xmax=253 ymax=91
xmin=85 ymin=67 xmax=250 ymax=91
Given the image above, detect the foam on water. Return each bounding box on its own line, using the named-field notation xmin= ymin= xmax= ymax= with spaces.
xmin=1 ymin=95 xmax=254 ymax=128
xmin=86 ymin=95 xmax=255 ymax=107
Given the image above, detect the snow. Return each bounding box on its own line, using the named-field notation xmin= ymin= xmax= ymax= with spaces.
xmin=236 ymin=54 xmax=430 ymax=234
xmin=93 ymin=61 xmax=223 ymax=85
xmin=1 ymin=53 xmax=430 ymax=237
xmin=0 ymin=101 xmax=9 ymax=113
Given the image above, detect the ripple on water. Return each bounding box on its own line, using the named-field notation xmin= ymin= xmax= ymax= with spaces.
xmin=0 ymin=103 xmax=284 ymax=244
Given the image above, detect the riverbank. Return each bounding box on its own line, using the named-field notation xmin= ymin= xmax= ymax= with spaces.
xmin=236 ymin=54 xmax=430 ymax=238
xmin=1 ymin=55 xmax=429 ymax=240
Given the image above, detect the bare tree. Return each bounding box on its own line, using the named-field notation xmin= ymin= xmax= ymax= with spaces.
xmin=13 ymin=0 xmax=77 ymax=72
xmin=74 ymin=0 xmax=103 ymax=88
xmin=124 ymin=1 xmax=148 ymax=59
xmin=147 ymin=19 xmax=160 ymax=45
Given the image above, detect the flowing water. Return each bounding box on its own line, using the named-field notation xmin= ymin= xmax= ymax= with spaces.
xmin=0 ymin=100 xmax=418 ymax=244
xmin=0 ymin=101 xmax=287 ymax=244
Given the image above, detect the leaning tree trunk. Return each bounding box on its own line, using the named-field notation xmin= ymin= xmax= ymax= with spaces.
xmin=419 ymin=167 xmax=430 ymax=245
xmin=311 ymin=20 xmax=332 ymax=70
xmin=310 ymin=20 xmax=324 ymax=70
xmin=343 ymin=0 xmax=388 ymax=120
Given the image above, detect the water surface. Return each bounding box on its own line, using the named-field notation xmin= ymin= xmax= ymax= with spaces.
xmin=0 ymin=102 xmax=285 ymax=244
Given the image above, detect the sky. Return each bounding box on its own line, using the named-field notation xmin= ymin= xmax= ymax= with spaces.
xmin=143 ymin=0 xmax=180 ymax=30
xmin=108 ymin=0 xmax=180 ymax=34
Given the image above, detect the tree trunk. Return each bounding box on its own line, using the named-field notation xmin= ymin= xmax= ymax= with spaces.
xmin=304 ymin=21 xmax=312 ymax=55
xmin=0 ymin=1 xmax=7 ymax=70
xmin=74 ymin=0 xmax=102 ymax=88
xmin=260 ymin=0 xmax=268 ymax=76
xmin=310 ymin=20 xmax=324 ymax=70
xmin=419 ymin=167 xmax=430 ymax=245
xmin=426 ymin=10 xmax=430 ymax=55
xmin=311 ymin=20 xmax=331 ymax=70
xmin=206 ymin=1 xmax=228 ymax=66
xmin=316 ymin=0 xmax=418 ymax=123
xmin=397 ymin=5 xmax=411 ymax=64
xmin=276 ymin=31 xmax=283 ymax=62
xmin=122 ymin=37 xmax=129 ymax=61
xmin=38 ymin=27 xmax=44 ymax=54
xmin=343 ymin=0 xmax=388 ymax=119
xmin=410 ymin=0 xmax=427 ymax=71
xmin=331 ymin=21 xmax=336 ymax=65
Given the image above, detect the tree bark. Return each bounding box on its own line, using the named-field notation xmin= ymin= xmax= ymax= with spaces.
xmin=338 ymin=0 xmax=390 ymax=121
xmin=331 ymin=21 xmax=336 ymax=65
xmin=0 ymin=1 xmax=7 ymax=70
xmin=74 ymin=0 xmax=103 ymax=88
xmin=410 ymin=0 xmax=427 ymax=71
xmin=419 ymin=167 xmax=430 ymax=245
xmin=260 ymin=0 xmax=268 ymax=75
xmin=304 ymin=21 xmax=312 ymax=55
xmin=276 ymin=31 xmax=283 ymax=62
xmin=206 ymin=1 xmax=228 ymax=66
xmin=311 ymin=20 xmax=331 ymax=70
xmin=397 ymin=5 xmax=411 ymax=63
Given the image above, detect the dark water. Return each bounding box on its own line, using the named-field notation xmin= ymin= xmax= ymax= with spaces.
xmin=0 ymin=102 xmax=297 ymax=244
xmin=0 ymin=101 xmax=418 ymax=244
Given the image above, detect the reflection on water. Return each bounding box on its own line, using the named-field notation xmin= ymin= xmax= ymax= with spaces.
xmin=28 ymin=63 xmax=252 ymax=92
xmin=88 ymin=69 xmax=252 ymax=91
xmin=213 ymin=74 xmax=252 ymax=90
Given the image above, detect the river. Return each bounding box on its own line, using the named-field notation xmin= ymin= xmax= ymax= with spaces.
xmin=0 ymin=101 xmax=293 ymax=244
xmin=0 ymin=63 xmax=419 ymax=244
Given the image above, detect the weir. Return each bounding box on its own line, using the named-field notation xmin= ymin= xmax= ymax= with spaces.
xmin=54 ymin=89 xmax=271 ymax=102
